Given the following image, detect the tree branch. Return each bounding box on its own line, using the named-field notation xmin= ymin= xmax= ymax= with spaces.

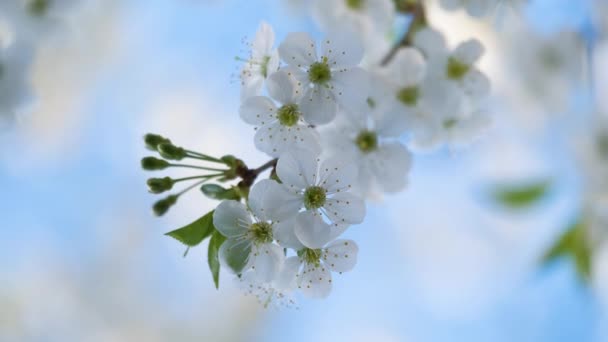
xmin=381 ymin=1 xmax=427 ymax=66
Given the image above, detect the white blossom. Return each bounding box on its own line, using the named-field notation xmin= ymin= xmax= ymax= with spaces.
xmin=268 ymin=148 xmax=366 ymax=248
xmin=239 ymin=21 xmax=280 ymax=100
xmin=278 ymin=31 xmax=369 ymax=125
xmin=321 ymin=104 xmax=412 ymax=198
xmin=280 ymin=239 xmax=359 ymax=298
xmin=212 ymin=181 xmax=291 ymax=281
xmin=239 ymin=70 xmax=321 ymax=157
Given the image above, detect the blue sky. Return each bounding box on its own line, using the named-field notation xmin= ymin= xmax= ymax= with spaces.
xmin=1 ymin=0 xmax=606 ymax=341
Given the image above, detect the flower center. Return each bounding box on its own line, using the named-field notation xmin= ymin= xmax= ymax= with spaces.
xmin=396 ymin=86 xmax=420 ymax=106
xmin=28 ymin=0 xmax=49 ymax=16
xmin=298 ymin=248 xmax=322 ymax=265
xmin=303 ymin=186 xmax=327 ymax=210
xmin=355 ymin=130 xmax=378 ymax=153
xmin=260 ymin=55 xmax=271 ymax=78
xmin=249 ymin=222 xmax=273 ymax=244
xmin=446 ymin=57 xmax=470 ymax=80
xmin=308 ymin=61 xmax=332 ymax=84
xmin=346 ymin=0 xmax=364 ymax=10
xmin=277 ymin=104 xmax=300 ymax=127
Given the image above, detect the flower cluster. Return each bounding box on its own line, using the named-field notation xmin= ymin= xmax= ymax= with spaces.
xmin=143 ymin=1 xmax=494 ymax=306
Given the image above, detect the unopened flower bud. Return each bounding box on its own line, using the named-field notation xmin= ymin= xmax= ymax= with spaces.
xmin=158 ymin=143 xmax=186 ymax=160
xmin=147 ymin=177 xmax=174 ymax=194
xmin=144 ymin=133 xmax=171 ymax=151
xmin=153 ymin=195 xmax=178 ymax=216
xmin=141 ymin=157 xmax=169 ymax=170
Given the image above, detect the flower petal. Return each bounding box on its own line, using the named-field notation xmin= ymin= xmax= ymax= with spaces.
xmin=324 ymin=192 xmax=366 ymax=225
xmin=321 ymin=32 xmax=364 ymax=67
xmin=323 ymin=239 xmax=358 ymax=272
xmin=239 ymin=96 xmax=277 ymax=125
xmin=249 ymin=243 xmax=284 ymax=282
xmin=252 ymin=21 xmax=275 ymax=57
xmin=279 ymin=32 xmax=318 ymax=67
xmin=249 ymin=179 xmax=301 ymax=221
xmin=369 ymin=142 xmax=412 ymax=192
xmin=295 ymin=211 xmax=343 ymax=249
xmin=267 ymin=70 xmax=297 ymax=105
xmin=298 ymin=263 xmax=332 ymax=298
xmin=452 ymin=39 xmax=484 ymax=65
xmin=414 ymin=28 xmax=448 ymax=60
xmin=384 ymin=47 xmax=426 ymax=87
xmin=275 ymin=256 xmax=302 ymax=291
xmin=462 ymin=68 xmax=491 ymax=100
xmin=219 ymin=238 xmax=252 ymax=274
xmin=299 ymin=85 xmax=338 ymax=125
xmin=330 ymin=67 xmax=370 ymax=113
xmin=276 ymin=148 xmax=320 ymax=190
xmin=274 ymin=216 xmax=304 ymax=249
xmin=317 ymin=154 xmax=358 ymax=193
xmin=213 ymin=200 xmax=251 ymax=238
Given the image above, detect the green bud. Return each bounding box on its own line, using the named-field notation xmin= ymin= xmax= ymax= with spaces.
xmin=147 ymin=177 xmax=174 ymax=194
xmin=144 ymin=133 xmax=171 ymax=151
xmin=153 ymin=195 xmax=178 ymax=216
xmin=141 ymin=157 xmax=169 ymax=170
xmin=200 ymin=184 xmax=240 ymax=200
xmin=220 ymin=155 xmax=246 ymax=181
xmin=158 ymin=143 xmax=186 ymax=160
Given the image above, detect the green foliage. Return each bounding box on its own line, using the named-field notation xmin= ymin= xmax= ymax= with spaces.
xmin=152 ymin=195 xmax=177 ymax=216
xmin=543 ymin=219 xmax=592 ymax=281
xmin=208 ymin=230 xmax=226 ymax=289
xmin=165 ymin=210 xmax=215 ymax=247
xmin=491 ymin=180 xmax=551 ymax=209
xmin=200 ymin=184 xmax=240 ymax=200
xmin=144 ymin=133 xmax=171 ymax=151
xmin=141 ymin=157 xmax=169 ymax=170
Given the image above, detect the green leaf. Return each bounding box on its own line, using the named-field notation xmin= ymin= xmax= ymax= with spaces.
xmin=491 ymin=180 xmax=551 ymax=209
xmin=542 ymin=219 xmax=592 ymax=282
xmin=165 ymin=210 xmax=215 ymax=247
xmin=200 ymin=184 xmax=240 ymax=200
xmin=208 ymin=230 xmax=226 ymax=289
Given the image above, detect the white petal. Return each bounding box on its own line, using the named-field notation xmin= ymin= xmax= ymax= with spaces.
xmin=452 ymin=39 xmax=484 ymax=65
xmin=323 ymin=239 xmax=358 ymax=272
xmin=384 ymin=47 xmax=426 ymax=87
xmin=299 ymin=85 xmax=338 ymax=125
xmin=462 ymin=68 xmax=491 ymax=100
xmin=275 ymin=256 xmax=302 ymax=291
xmin=250 ymin=244 xmax=284 ymax=282
xmin=219 ymin=238 xmax=252 ymax=274
xmin=369 ymin=142 xmax=412 ymax=192
xmin=276 ymin=148 xmax=320 ymax=190
xmin=254 ymin=122 xmax=283 ymax=156
xmin=252 ymin=21 xmax=275 ymax=57
xmin=294 ymin=211 xmax=333 ymax=249
xmin=279 ymin=32 xmax=318 ymax=68
xmin=373 ymin=105 xmax=410 ymax=137
xmin=413 ymin=28 xmax=448 ymax=59
xmin=267 ymin=70 xmax=297 ymax=105
xmin=324 ymin=192 xmax=366 ymax=225
xmin=240 ymin=73 xmax=264 ymax=100
xmin=213 ymin=200 xmax=251 ymax=238
xmin=317 ymin=154 xmax=358 ymax=193
xmin=331 ymin=67 xmax=370 ymax=113
xmin=239 ymin=96 xmax=277 ymax=126
xmin=274 ymin=216 xmax=304 ymax=249
xmin=299 ymin=263 xmax=332 ymax=298
xmin=249 ymin=179 xmax=301 ymax=221
xmin=321 ymin=32 xmax=364 ymax=67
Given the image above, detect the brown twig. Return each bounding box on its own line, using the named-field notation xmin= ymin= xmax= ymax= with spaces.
xmin=380 ymin=1 xmax=427 ymax=66
xmin=238 ymin=158 xmax=278 ymax=188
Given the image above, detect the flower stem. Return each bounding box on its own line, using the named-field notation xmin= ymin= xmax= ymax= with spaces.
xmin=381 ymin=0 xmax=427 ymax=66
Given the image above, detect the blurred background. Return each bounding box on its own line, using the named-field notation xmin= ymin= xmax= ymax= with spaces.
xmin=1 ymin=0 xmax=608 ymax=341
